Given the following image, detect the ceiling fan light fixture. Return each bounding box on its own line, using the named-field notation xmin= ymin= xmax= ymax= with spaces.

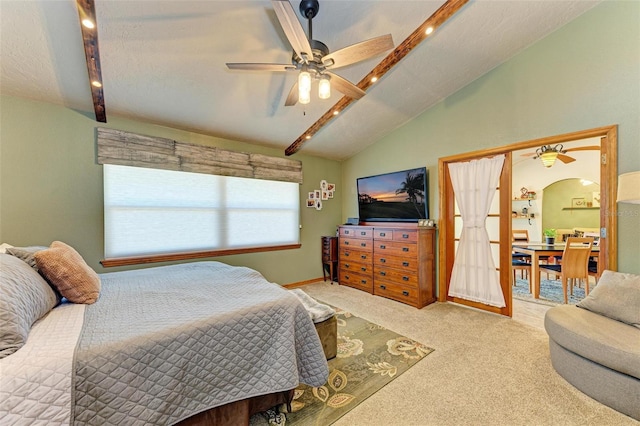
xmin=298 ymin=67 xmax=312 ymax=104
xmin=318 ymin=74 xmax=331 ymax=99
xmin=540 ymin=151 xmax=558 ymax=168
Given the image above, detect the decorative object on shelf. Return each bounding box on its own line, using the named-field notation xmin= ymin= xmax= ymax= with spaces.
xmin=571 ymin=197 xmax=586 ymax=208
xmin=527 ymin=191 xmax=536 ymax=199
xmin=592 ymin=191 xmax=601 ymax=207
xmin=543 ymin=228 xmax=557 ymax=245
xmin=307 ymin=179 xmax=336 ymax=210
xmin=520 ymin=187 xmax=529 ymax=198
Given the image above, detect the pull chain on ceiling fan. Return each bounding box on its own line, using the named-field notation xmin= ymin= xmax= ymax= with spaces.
xmin=226 ymin=0 xmax=394 ymax=106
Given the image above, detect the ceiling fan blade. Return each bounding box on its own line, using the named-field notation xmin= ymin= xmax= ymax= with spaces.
xmin=285 ymin=81 xmax=299 ymax=106
xmin=557 ymin=153 xmax=576 ymax=164
xmin=322 ymin=34 xmax=394 ymax=69
xmin=226 ymin=63 xmax=295 ymax=71
xmin=564 ymin=145 xmax=600 ymax=152
xmin=326 ymin=72 xmax=366 ymax=100
xmin=272 ymin=0 xmax=313 ymax=63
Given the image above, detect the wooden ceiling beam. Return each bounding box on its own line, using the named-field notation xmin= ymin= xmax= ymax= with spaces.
xmin=76 ymin=0 xmax=106 ymax=123
xmin=285 ymin=0 xmax=469 ymax=156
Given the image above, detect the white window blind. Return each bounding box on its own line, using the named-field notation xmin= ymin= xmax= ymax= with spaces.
xmin=104 ymin=164 xmax=300 ymax=258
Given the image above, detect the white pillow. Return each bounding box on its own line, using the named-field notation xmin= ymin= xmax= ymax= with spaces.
xmin=0 ymin=243 xmax=14 ymax=254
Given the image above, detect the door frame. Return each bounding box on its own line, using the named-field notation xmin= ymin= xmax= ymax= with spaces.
xmin=438 ymin=125 xmax=618 ymax=316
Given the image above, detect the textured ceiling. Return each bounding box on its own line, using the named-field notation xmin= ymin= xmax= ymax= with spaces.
xmin=0 ymin=0 xmax=600 ymax=160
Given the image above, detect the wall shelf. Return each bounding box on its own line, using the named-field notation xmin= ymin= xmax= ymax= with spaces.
xmin=562 ymin=207 xmax=600 ymax=210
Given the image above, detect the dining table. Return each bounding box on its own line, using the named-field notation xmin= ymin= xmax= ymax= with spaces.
xmin=511 ymin=243 xmax=601 ymax=299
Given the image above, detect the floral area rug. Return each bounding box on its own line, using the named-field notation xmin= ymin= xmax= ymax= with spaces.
xmin=513 ymin=277 xmax=588 ymax=305
xmin=251 ymin=307 xmax=434 ymax=426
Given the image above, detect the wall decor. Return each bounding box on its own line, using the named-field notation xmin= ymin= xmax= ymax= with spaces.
xmin=306 ymin=180 xmax=337 ymax=211
xmin=571 ymin=197 xmax=586 ymax=208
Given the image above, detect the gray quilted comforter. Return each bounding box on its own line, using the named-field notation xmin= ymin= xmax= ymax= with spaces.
xmin=72 ymin=261 xmax=329 ymax=425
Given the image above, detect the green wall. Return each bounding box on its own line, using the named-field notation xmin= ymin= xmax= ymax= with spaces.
xmin=341 ymin=1 xmax=640 ymax=274
xmin=541 ymin=179 xmax=600 ymax=231
xmin=0 ymin=95 xmax=342 ymax=284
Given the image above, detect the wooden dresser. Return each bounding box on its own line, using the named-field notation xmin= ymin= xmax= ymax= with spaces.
xmin=338 ymin=224 xmax=436 ymax=308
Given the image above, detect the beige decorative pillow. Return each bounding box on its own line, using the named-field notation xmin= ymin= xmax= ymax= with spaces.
xmin=34 ymin=241 xmax=101 ymax=304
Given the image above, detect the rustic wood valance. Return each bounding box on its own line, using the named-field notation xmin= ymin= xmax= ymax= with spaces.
xmin=96 ymin=127 xmax=303 ymax=184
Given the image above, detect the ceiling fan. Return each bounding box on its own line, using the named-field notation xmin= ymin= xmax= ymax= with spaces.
xmin=522 ymin=144 xmax=600 ymax=168
xmin=226 ymin=0 xmax=394 ymax=106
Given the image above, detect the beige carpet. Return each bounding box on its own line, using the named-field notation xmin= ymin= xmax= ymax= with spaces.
xmin=292 ymin=281 xmax=635 ymax=426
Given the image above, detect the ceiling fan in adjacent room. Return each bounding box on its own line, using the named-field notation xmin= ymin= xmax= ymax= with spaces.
xmin=522 ymin=144 xmax=600 ymax=168
xmin=226 ymin=0 xmax=394 ymax=106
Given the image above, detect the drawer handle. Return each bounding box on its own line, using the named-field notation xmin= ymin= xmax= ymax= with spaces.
xmin=380 ymin=258 xmax=386 ymax=263
xmin=345 ymin=230 xmax=350 ymax=235
xmin=344 ymin=252 xmax=350 ymax=257
xmin=402 ymin=276 xmax=409 ymax=281
xmin=360 ymin=231 xmax=367 ymax=236
xmin=361 ymin=267 xmax=367 ymax=272
xmin=380 ymin=244 xmax=386 ymax=249
xmin=402 ymin=247 xmax=409 ymax=252
xmin=402 ymin=234 xmax=409 ymax=239
xmin=361 ymin=279 xmax=367 ymax=284
xmin=345 ymin=241 xmax=349 ymax=245
xmin=361 ymin=255 xmax=367 ymax=260
xmin=380 ymin=285 xmax=386 ymax=290
xmin=380 ymin=232 xmax=386 ymax=237
xmin=345 ymin=274 xmax=350 ymax=279
xmin=402 ymin=261 xmax=409 ymax=267
xmin=402 ymin=291 xmax=409 ymax=296
xmin=344 ymin=263 xmax=350 ymax=268
xmin=360 ymin=242 xmax=366 ymax=247
xmin=380 ymin=271 xmax=386 ymax=276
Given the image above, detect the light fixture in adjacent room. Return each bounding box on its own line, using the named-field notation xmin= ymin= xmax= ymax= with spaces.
xmin=540 ymin=151 xmax=559 ymax=168
xmin=533 ymin=144 xmax=563 ymax=168
xmin=318 ymin=74 xmax=331 ymax=99
xmin=617 ymin=171 xmax=640 ymax=204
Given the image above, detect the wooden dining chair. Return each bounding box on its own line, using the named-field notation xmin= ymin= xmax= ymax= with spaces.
xmin=512 ymin=259 xmax=531 ymax=292
xmin=538 ymin=237 xmax=594 ymax=304
xmin=511 ymin=229 xmax=531 ymax=263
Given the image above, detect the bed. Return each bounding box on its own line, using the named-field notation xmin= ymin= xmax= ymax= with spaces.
xmin=0 ymin=249 xmax=329 ymax=425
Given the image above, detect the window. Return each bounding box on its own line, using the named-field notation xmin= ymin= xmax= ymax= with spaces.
xmin=104 ymin=164 xmax=300 ymax=258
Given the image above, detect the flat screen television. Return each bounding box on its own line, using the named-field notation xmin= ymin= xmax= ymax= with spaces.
xmin=357 ymin=167 xmax=429 ymax=222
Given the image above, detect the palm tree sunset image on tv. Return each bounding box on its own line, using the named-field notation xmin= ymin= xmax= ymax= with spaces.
xmin=356 ymin=167 xmax=428 ymax=222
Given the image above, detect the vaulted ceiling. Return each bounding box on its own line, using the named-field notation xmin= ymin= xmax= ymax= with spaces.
xmin=0 ymin=0 xmax=600 ymax=160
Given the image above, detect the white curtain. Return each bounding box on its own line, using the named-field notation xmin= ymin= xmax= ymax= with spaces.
xmin=448 ymin=155 xmax=506 ymax=307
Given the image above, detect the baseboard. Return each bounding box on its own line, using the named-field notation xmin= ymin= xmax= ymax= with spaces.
xmin=283 ymin=277 xmax=325 ymax=288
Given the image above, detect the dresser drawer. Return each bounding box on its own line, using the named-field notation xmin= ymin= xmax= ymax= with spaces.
xmin=374 ymin=254 xmax=417 ymax=270
xmin=374 ymin=229 xmax=417 ymax=242
xmin=340 ymin=261 xmax=372 ymax=275
xmin=339 ymin=270 xmax=373 ymax=293
xmin=339 ymin=247 xmax=373 ymax=264
xmin=340 ymin=227 xmax=373 ymax=239
xmin=374 ymin=267 xmax=418 ymax=286
xmin=374 ymin=281 xmax=419 ymax=305
xmin=340 ymin=237 xmax=372 ymax=250
xmin=374 ymin=241 xmax=417 ymax=257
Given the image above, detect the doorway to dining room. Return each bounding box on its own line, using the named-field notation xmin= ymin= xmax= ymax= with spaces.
xmin=438 ymin=125 xmax=618 ymax=318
